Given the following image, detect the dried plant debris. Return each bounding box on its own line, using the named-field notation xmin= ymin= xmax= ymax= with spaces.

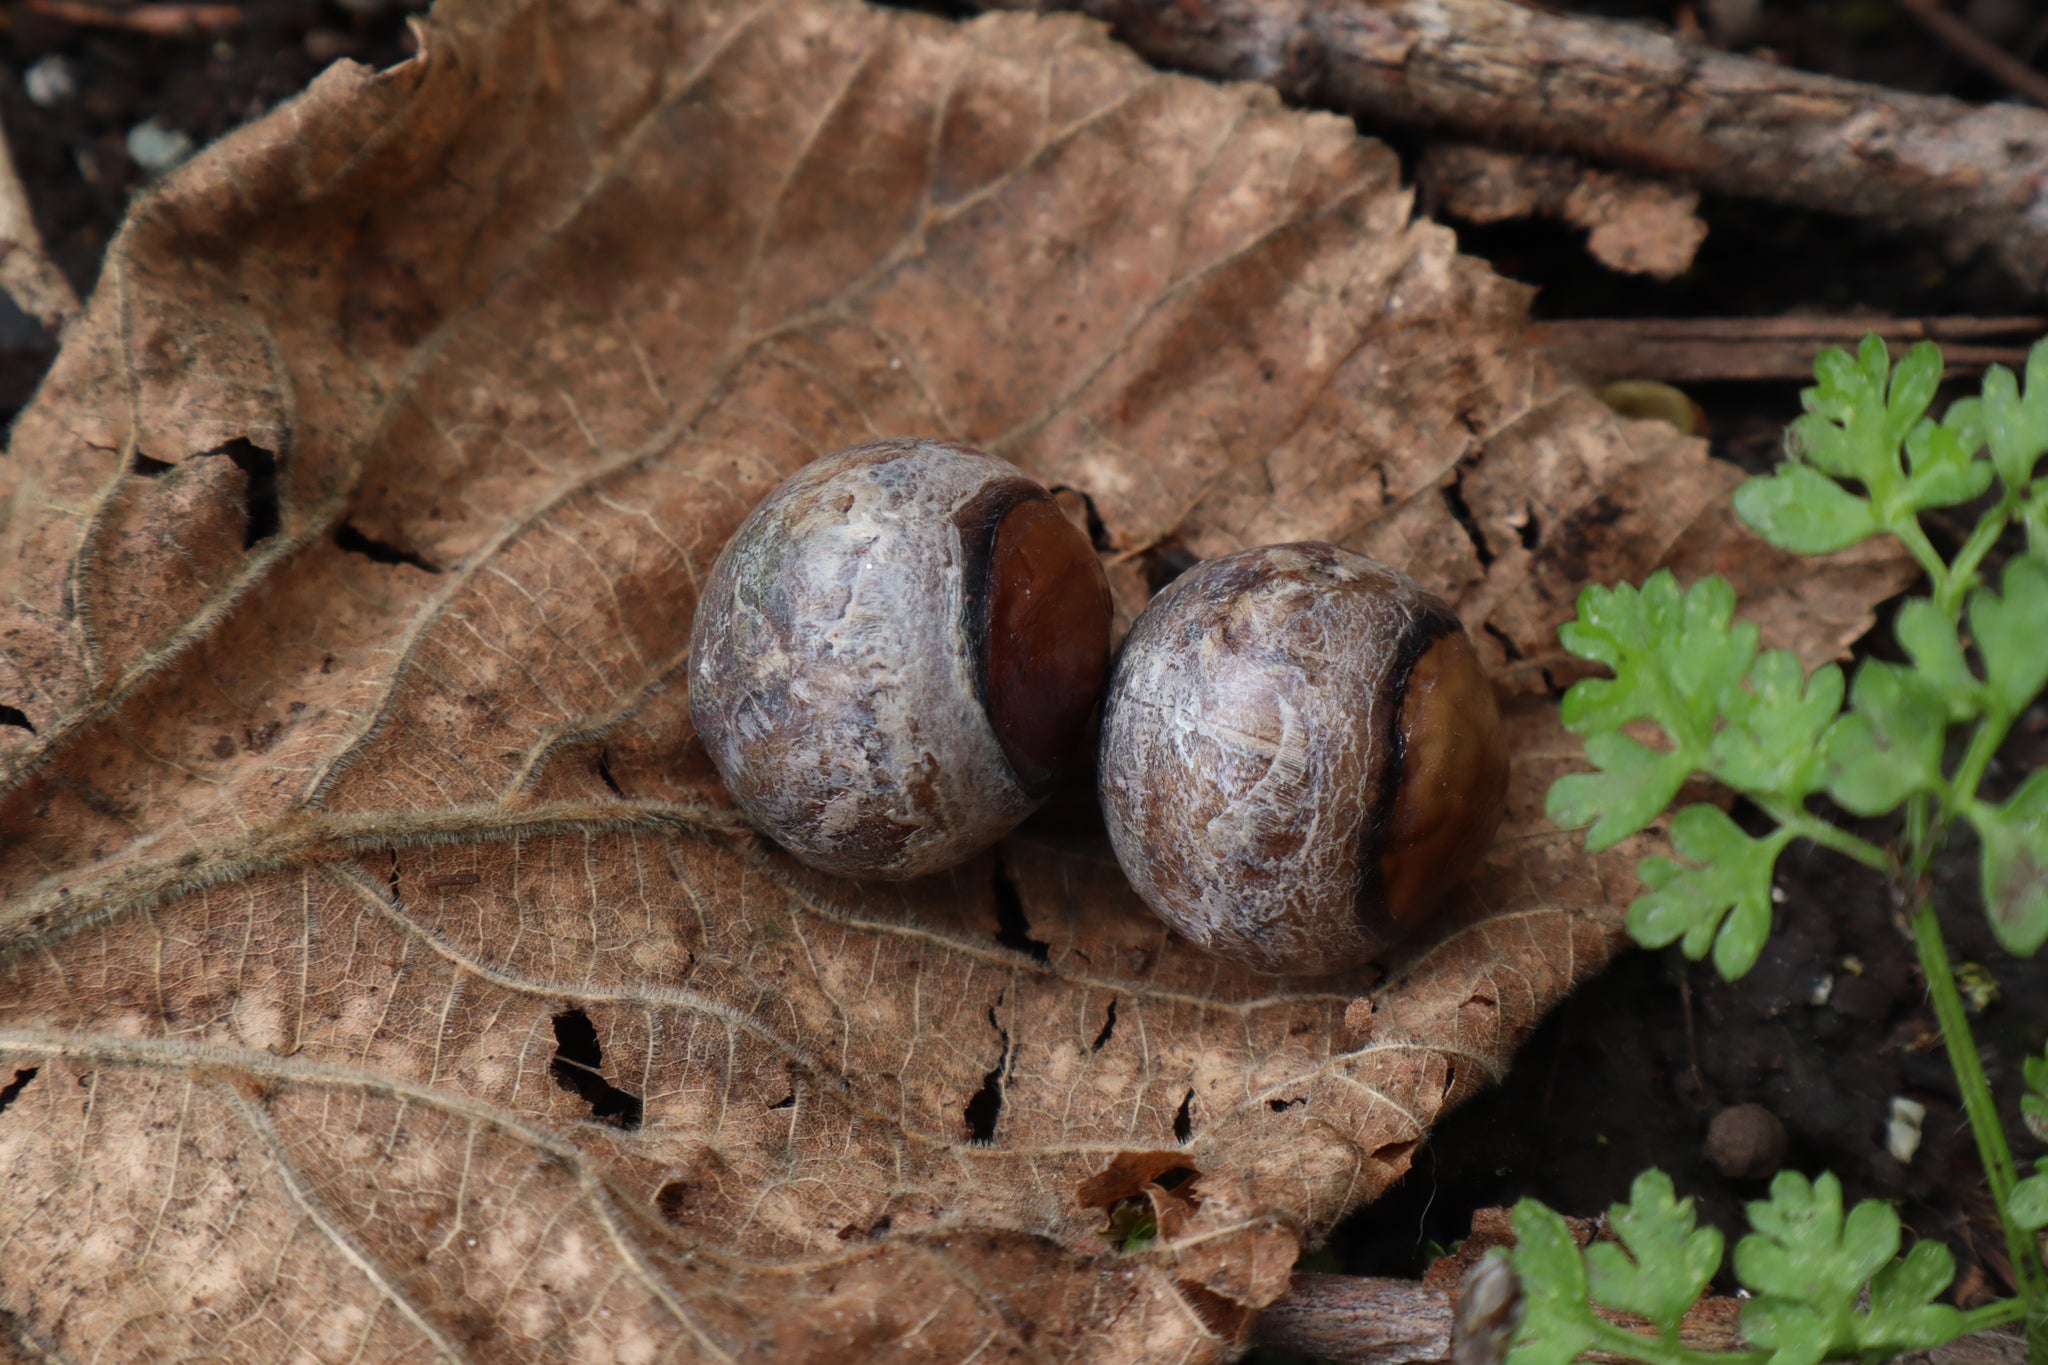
xmin=1422 ymin=143 xmax=1708 ymax=280
xmin=0 ymin=0 xmax=1907 ymax=1357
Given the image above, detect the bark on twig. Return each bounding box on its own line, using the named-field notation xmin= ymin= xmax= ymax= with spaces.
xmin=965 ymin=0 xmax=2048 ymax=292
xmin=1250 ymin=1271 xmax=1453 ymax=1365
xmin=1250 ymin=1270 xmax=2029 ymax=1365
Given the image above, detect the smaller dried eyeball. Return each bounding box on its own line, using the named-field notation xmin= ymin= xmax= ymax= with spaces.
xmin=689 ymin=438 xmax=1113 ymax=880
xmin=1097 ymin=543 xmax=1508 ymax=976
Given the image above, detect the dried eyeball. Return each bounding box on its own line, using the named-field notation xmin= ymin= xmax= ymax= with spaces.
xmin=689 ymin=438 xmax=1113 ymax=880
xmin=1097 ymin=542 xmax=1508 ymax=976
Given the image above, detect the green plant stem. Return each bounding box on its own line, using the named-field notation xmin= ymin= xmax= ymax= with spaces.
xmin=1892 ymin=516 xmax=1953 ymax=597
xmin=1760 ymin=803 xmax=1893 ymax=875
xmin=1905 ymin=794 xmax=1934 ymax=879
xmin=1958 ymin=1298 xmax=2031 ymax=1334
xmin=1587 ymin=1318 xmax=1768 ymax=1365
xmin=1908 ymin=895 xmax=2048 ymax=1363
xmin=1949 ymin=712 xmax=2016 ymax=818
xmin=1940 ymin=499 xmax=2014 ymax=614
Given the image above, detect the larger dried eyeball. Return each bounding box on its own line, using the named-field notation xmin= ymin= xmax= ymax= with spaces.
xmin=689 ymin=438 xmax=1113 ymax=879
xmin=1098 ymin=543 xmax=1508 ymax=976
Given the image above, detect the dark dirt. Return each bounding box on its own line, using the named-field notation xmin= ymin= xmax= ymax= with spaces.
xmin=2 ymin=0 xmax=2045 ymax=1341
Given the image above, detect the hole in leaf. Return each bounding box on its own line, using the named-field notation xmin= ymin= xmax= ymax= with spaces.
xmin=1103 ymin=1195 xmax=1158 ymax=1250
xmin=768 ymin=1091 xmax=795 ymax=1111
xmin=1439 ymin=473 xmax=1492 ymax=567
xmin=1517 ymin=503 xmax=1541 ymax=551
xmin=1090 ymin=998 xmax=1117 ymax=1052
xmin=1173 ymin=1088 xmax=1195 ymax=1144
xmin=335 ymin=521 xmax=441 ymax=573
xmin=655 ymin=1180 xmax=688 ymax=1221
xmin=0 ymin=1067 xmax=38 ymax=1116
xmin=200 ymin=439 xmax=280 ymax=548
xmin=1089 ymin=1161 xmax=1198 ymax=1253
xmin=963 ymin=1005 xmax=1009 ymax=1145
xmin=1442 ymin=1064 xmax=1458 ymax=1100
xmin=0 ymin=705 xmax=33 ymax=734
xmin=549 ymin=1008 xmax=643 ymax=1130
xmin=992 ymin=856 xmax=1049 ymax=964
xmin=596 ymin=748 xmax=624 ymax=797
xmin=1077 ymin=1151 xmax=1204 ymax=1210
xmin=838 ymin=1212 xmax=894 ymax=1241
xmin=1267 ymin=1097 xmax=1304 ymax=1113
xmin=132 ymin=452 xmax=174 ymax=476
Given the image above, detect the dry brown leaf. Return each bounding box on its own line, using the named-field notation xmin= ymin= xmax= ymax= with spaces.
xmin=1421 ymin=143 xmax=1708 ymax=280
xmin=0 ymin=0 xmax=1904 ymax=1359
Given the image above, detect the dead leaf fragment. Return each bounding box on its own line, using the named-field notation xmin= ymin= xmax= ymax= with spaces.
xmin=1423 ymin=142 xmax=1708 ymax=279
xmin=0 ymin=0 xmax=1904 ymax=1358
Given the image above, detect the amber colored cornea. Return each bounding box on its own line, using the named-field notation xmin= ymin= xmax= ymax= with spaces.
xmin=979 ymin=495 xmax=1113 ymax=795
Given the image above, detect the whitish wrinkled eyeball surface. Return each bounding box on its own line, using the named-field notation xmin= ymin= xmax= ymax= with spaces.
xmin=1098 ymin=543 xmax=1509 ymax=975
xmin=689 ymin=438 xmax=1112 ymax=879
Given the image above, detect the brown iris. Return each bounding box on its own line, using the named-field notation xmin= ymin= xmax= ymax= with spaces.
xmin=1377 ymin=629 xmax=1509 ymax=930
xmin=978 ymin=496 xmax=1112 ymax=795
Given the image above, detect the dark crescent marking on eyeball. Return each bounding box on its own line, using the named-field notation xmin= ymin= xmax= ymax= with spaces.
xmin=1354 ymin=598 xmax=1463 ymax=942
xmin=952 ymin=476 xmax=1060 ymax=791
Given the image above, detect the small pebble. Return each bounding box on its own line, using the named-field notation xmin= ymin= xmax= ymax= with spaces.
xmin=1887 ymin=1097 xmax=1927 ymax=1164
xmin=126 ymin=119 xmax=196 ymax=178
xmin=23 ymin=55 xmax=78 ymax=109
xmin=1705 ymin=1102 xmax=1788 ymax=1181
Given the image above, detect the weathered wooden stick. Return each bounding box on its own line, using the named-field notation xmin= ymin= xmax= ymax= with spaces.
xmin=964 ymin=0 xmax=2048 ymax=292
xmin=1250 ymin=1269 xmax=2028 ymax=1365
xmin=1249 ymin=1271 xmax=1452 ymax=1365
